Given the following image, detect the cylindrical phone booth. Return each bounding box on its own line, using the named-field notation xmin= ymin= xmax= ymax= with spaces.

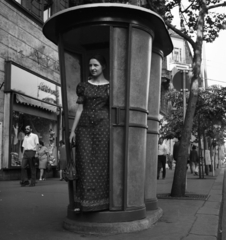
xmin=145 ymin=48 xmax=164 ymax=210
xmin=43 ymin=3 xmax=173 ymax=234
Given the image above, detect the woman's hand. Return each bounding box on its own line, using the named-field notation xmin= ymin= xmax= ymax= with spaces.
xmin=69 ymin=132 xmax=76 ymax=144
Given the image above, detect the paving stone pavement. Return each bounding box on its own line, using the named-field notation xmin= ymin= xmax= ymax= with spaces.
xmin=0 ymin=165 xmax=225 ymax=240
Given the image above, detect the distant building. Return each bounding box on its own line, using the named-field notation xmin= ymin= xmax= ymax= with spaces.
xmin=167 ymin=30 xmax=193 ymax=70
xmin=159 ymin=29 xmax=194 ymax=155
xmin=159 ymin=29 xmax=193 ymax=117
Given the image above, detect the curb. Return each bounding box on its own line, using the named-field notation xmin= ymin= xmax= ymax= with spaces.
xmin=219 ymin=167 xmax=226 ymax=240
xmin=184 ymin=168 xmax=224 ymax=240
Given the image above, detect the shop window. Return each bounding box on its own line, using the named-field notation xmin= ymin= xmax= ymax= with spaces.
xmin=5 ymin=61 xmax=62 ymax=168
xmin=11 ymin=111 xmax=58 ymax=167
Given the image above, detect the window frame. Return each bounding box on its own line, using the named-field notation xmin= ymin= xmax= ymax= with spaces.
xmin=6 ymin=0 xmax=55 ymax=25
xmin=6 ymin=0 xmax=44 ymax=25
xmin=172 ymin=47 xmax=182 ymax=63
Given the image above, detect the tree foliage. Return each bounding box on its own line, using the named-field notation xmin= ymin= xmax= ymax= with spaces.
xmin=161 ymin=85 xmax=226 ymax=141
xmin=160 ymin=85 xmax=226 ymax=184
xmin=147 ymin=0 xmax=226 ymax=44
xmin=159 ymin=89 xmax=188 ymax=139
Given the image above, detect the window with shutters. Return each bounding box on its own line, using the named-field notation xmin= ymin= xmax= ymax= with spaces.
xmin=31 ymin=0 xmax=43 ymax=20
xmin=69 ymin=0 xmax=78 ymax=7
xmin=9 ymin=0 xmax=69 ymax=23
xmin=60 ymin=0 xmax=69 ymax=8
xmin=43 ymin=1 xmax=52 ymax=22
xmin=51 ymin=0 xmax=69 ymax=15
xmin=172 ymin=47 xmax=182 ymax=63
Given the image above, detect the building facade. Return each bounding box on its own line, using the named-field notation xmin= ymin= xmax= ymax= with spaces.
xmin=0 ymin=0 xmax=73 ymax=180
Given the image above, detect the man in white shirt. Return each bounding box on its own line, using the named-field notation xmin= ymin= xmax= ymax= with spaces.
xmin=20 ymin=125 xmax=39 ymax=187
xmin=157 ymin=137 xmax=169 ymax=180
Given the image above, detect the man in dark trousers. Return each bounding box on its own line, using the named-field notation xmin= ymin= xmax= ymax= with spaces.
xmin=20 ymin=125 xmax=39 ymax=187
xmin=173 ymin=137 xmax=181 ymax=163
xmin=157 ymin=137 xmax=169 ymax=179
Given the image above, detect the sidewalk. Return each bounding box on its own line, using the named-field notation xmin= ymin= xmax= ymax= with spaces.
xmin=0 ymin=166 xmax=224 ymax=240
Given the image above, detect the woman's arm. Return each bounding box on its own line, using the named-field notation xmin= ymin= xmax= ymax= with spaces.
xmin=45 ymin=148 xmax=49 ymax=156
xmin=58 ymin=150 xmax=60 ymax=160
xmin=69 ymin=103 xmax=83 ymax=143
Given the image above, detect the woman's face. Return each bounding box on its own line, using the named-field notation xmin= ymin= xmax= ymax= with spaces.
xmin=89 ymin=59 xmax=103 ymax=78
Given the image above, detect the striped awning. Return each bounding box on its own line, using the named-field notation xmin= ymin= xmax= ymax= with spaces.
xmin=16 ymin=94 xmax=57 ymax=113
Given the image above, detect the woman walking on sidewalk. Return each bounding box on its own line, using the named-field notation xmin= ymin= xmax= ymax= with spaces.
xmin=37 ymin=141 xmax=49 ymax=181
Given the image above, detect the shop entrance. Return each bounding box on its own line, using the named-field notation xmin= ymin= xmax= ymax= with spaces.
xmin=11 ymin=110 xmax=58 ymax=167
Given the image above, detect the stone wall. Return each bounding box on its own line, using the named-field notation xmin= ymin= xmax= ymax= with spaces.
xmin=0 ymin=1 xmax=60 ymax=85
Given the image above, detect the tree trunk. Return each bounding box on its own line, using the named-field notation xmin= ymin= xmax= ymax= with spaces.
xmin=171 ymin=3 xmax=207 ymax=197
xmin=171 ymin=86 xmax=199 ymax=197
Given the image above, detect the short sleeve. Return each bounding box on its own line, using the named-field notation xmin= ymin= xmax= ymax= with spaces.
xmin=76 ymin=83 xmax=85 ymax=104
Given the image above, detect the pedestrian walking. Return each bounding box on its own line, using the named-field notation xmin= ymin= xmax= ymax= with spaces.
xmin=58 ymin=140 xmax=66 ymax=181
xmin=69 ymin=54 xmax=109 ymax=212
xmin=173 ymin=137 xmax=180 ymax=163
xmin=20 ymin=125 xmax=39 ymax=187
xmin=157 ymin=137 xmax=168 ymax=179
xmin=190 ymin=145 xmax=199 ymax=175
xmin=37 ymin=140 xmax=49 ymax=181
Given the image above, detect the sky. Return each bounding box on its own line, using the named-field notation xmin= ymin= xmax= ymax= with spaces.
xmin=205 ymin=27 xmax=226 ymax=87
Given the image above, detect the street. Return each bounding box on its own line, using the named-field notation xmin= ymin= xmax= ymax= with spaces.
xmin=0 ymin=167 xmax=224 ymax=240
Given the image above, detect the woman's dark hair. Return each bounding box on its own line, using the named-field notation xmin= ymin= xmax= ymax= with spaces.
xmin=89 ymin=54 xmax=107 ymax=68
xmin=59 ymin=140 xmax=65 ymax=145
xmin=192 ymin=145 xmax=196 ymax=150
xmin=39 ymin=141 xmax=44 ymax=146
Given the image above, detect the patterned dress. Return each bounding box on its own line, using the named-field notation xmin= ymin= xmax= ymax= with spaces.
xmin=75 ymin=81 xmax=109 ymax=212
xmin=38 ymin=146 xmax=48 ymax=169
